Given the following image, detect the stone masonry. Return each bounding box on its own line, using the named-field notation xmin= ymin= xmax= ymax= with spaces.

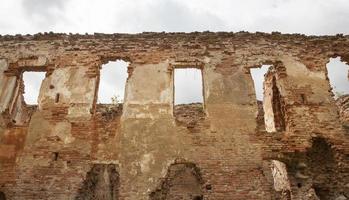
xmin=0 ymin=32 xmax=348 ymax=200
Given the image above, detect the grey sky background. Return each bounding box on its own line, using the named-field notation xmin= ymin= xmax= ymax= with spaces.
xmin=2 ymin=0 xmax=348 ymax=104
xmin=326 ymin=58 xmax=349 ymax=98
xmin=174 ymin=69 xmax=203 ymax=104
xmin=22 ymin=72 xmax=45 ymax=104
xmin=250 ymin=65 xmax=271 ymax=101
xmin=98 ymin=61 xmax=128 ymax=103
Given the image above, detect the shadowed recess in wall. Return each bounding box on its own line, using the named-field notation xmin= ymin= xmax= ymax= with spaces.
xmin=149 ymin=162 xmax=204 ymax=200
xmin=0 ymin=191 xmax=6 ymax=200
xmin=269 ymin=76 xmax=286 ymax=132
xmin=307 ymin=137 xmax=337 ymax=200
xmin=75 ymin=164 xmax=119 ymax=200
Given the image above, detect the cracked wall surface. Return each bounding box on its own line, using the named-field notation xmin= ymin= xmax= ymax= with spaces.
xmin=0 ymin=32 xmax=348 ymax=200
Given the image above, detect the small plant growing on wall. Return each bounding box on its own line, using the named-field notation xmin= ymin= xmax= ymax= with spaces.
xmin=106 ymin=95 xmax=121 ymax=111
xmin=111 ymin=95 xmax=121 ymax=105
xmin=99 ymin=95 xmax=123 ymax=120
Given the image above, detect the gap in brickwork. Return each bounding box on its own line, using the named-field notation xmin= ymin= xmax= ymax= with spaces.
xmin=75 ymin=164 xmax=119 ymax=200
xmin=52 ymin=152 xmax=59 ymax=161
xmin=326 ymin=57 xmax=349 ymax=99
xmin=173 ymin=68 xmax=205 ymax=126
xmin=250 ymin=65 xmax=272 ymax=101
xmin=307 ymin=137 xmax=336 ymax=199
xmin=174 ymin=68 xmax=204 ymax=105
xmin=0 ymin=191 xmax=6 ymax=200
xmin=250 ymin=65 xmax=271 ymax=131
xmin=22 ymin=71 xmax=46 ymax=105
xmin=98 ymin=60 xmax=129 ymax=104
xmin=149 ymin=162 xmax=203 ymax=200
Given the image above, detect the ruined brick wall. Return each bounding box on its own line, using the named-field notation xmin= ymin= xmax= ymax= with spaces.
xmin=337 ymin=94 xmax=349 ymax=128
xmin=0 ymin=32 xmax=348 ymax=200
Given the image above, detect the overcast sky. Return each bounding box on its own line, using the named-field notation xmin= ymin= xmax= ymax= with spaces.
xmin=2 ymin=0 xmax=349 ymax=35
xmin=2 ymin=0 xmax=348 ymax=104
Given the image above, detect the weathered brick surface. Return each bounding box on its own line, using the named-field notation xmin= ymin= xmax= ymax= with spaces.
xmin=0 ymin=32 xmax=348 ymax=199
xmin=337 ymin=95 xmax=349 ymax=128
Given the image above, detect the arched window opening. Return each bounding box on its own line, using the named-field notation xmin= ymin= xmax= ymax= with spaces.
xmin=326 ymin=57 xmax=349 ymax=99
xmin=75 ymin=164 xmax=119 ymax=200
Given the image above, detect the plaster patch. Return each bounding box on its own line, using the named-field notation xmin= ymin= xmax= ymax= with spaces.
xmin=51 ymin=121 xmax=74 ymax=144
xmin=140 ymin=153 xmax=155 ymax=173
xmin=282 ymin=56 xmax=326 ymax=79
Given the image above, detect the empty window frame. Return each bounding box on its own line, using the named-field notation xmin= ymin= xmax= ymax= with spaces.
xmin=326 ymin=57 xmax=349 ymax=99
xmin=22 ymin=71 xmax=46 ymax=105
xmin=250 ymin=65 xmax=271 ymax=101
xmin=250 ymin=65 xmax=286 ymax=132
xmin=174 ymin=68 xmax=204 ymax=105
xmin=97 ymin=60 xmax=129 ymax=104
xmin=250 ymin=65 xmax=271 ymax=131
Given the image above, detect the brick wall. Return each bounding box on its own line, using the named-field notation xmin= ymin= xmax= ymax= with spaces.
xmin=0 ymin=32 xmax=348 ymax=200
